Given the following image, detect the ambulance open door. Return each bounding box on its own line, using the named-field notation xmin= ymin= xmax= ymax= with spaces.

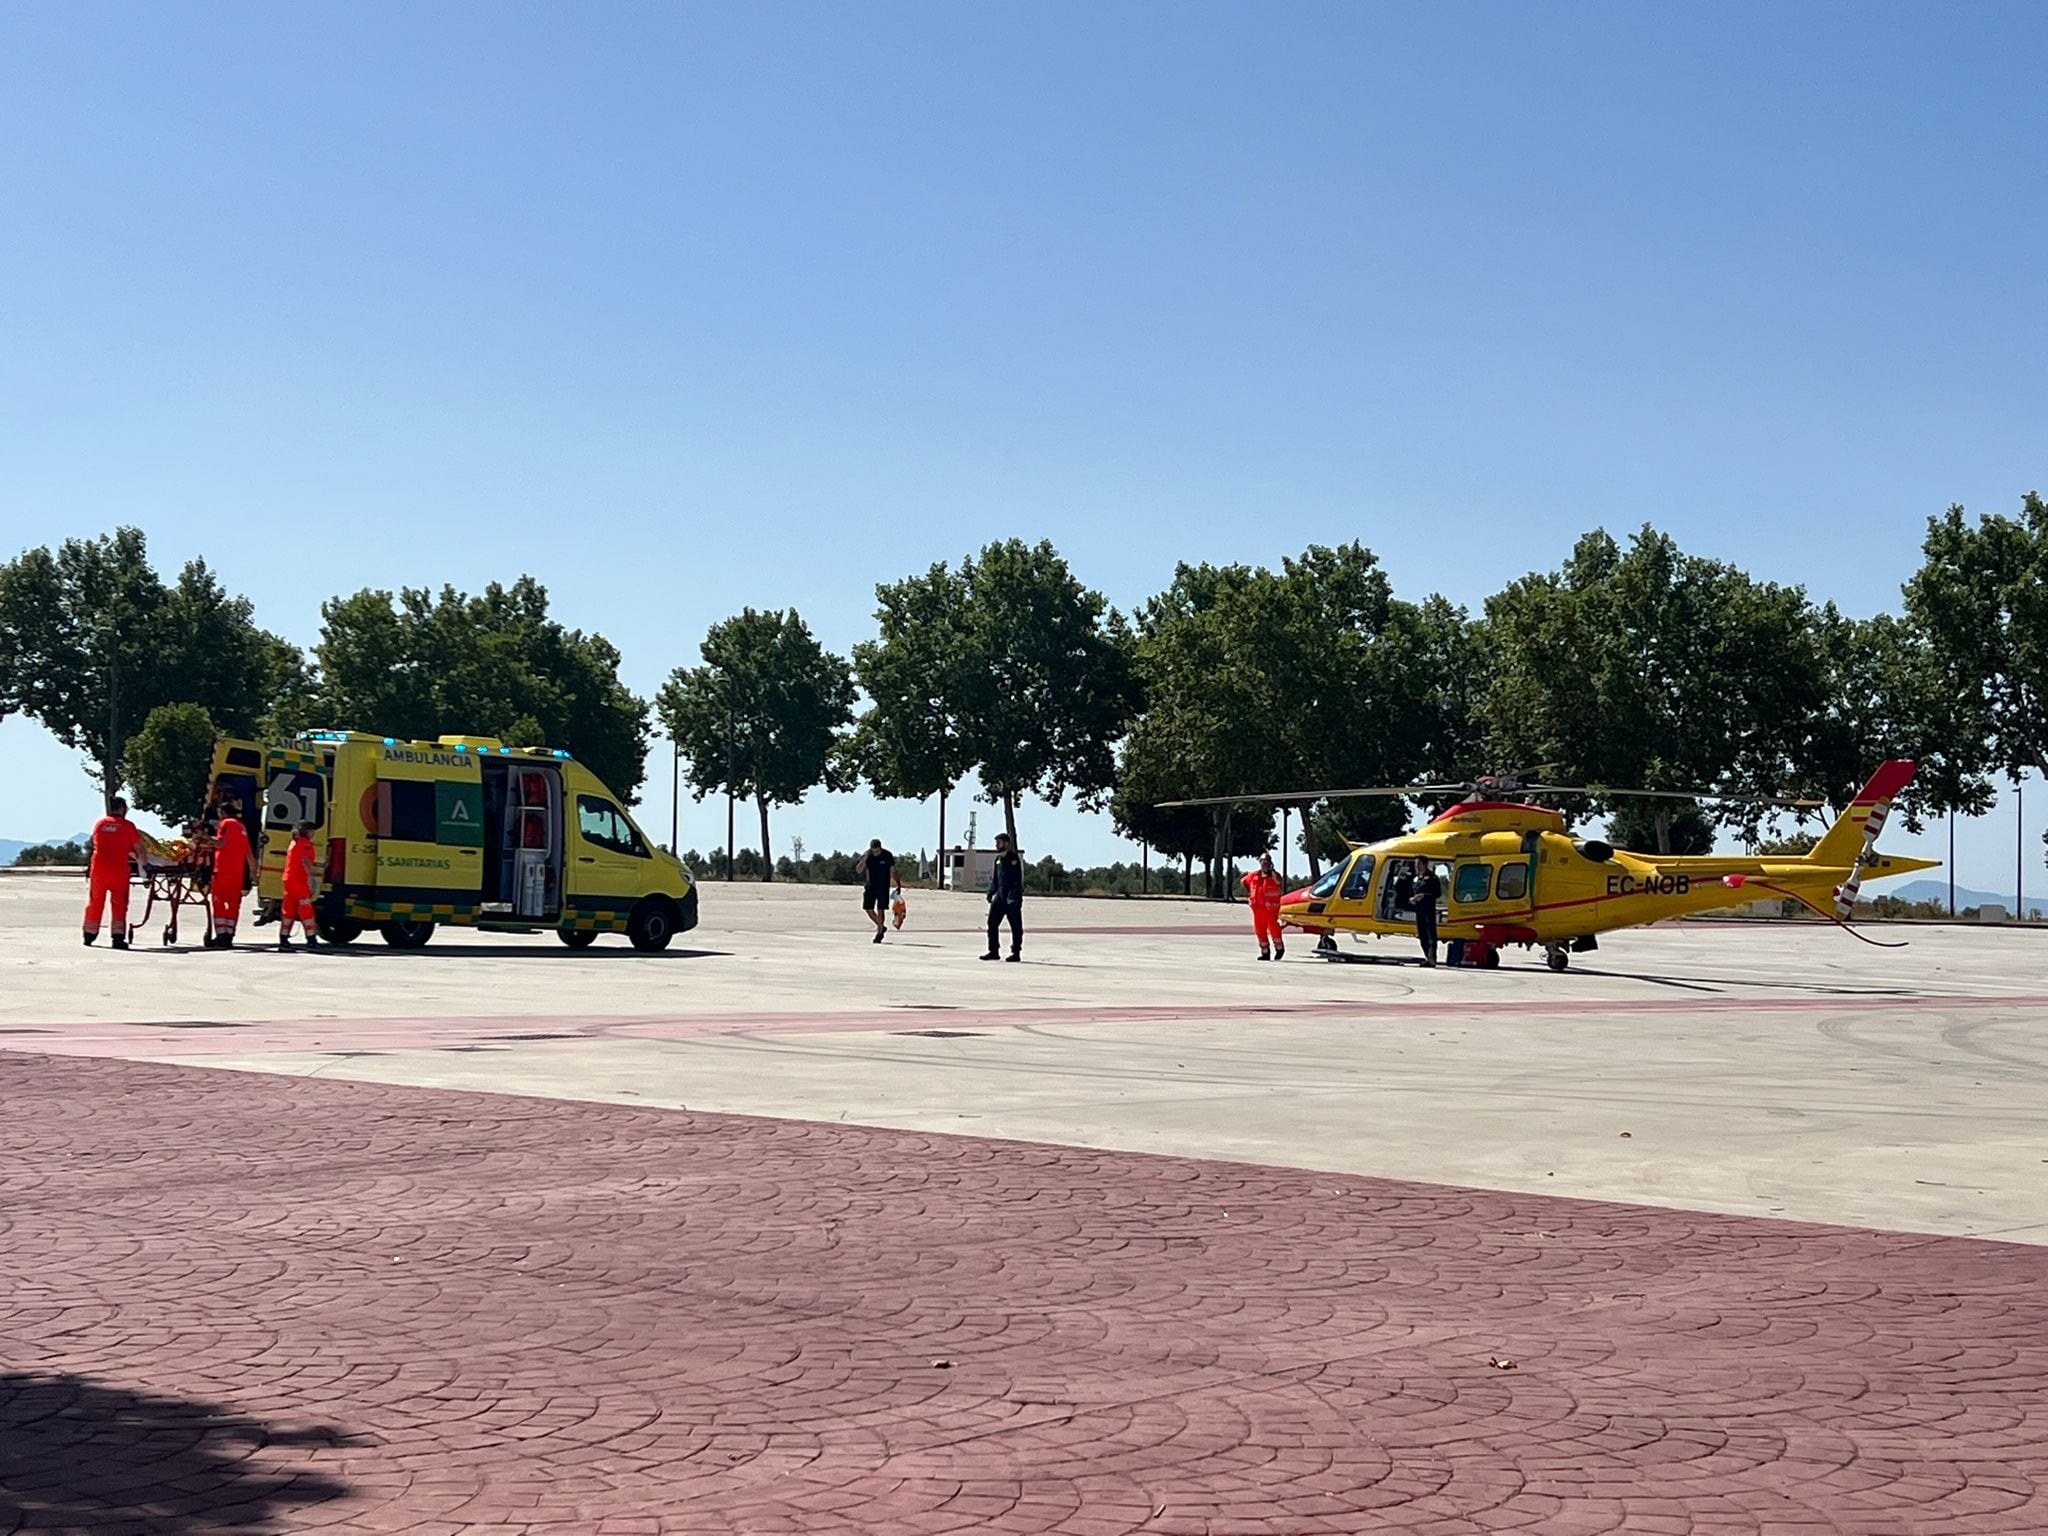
xmin=493 ymin=762 xmax=562 ymax=920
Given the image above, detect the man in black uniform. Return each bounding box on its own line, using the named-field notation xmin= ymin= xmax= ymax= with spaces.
xmin=982 ymin=832 xmax=1023 ymax=962
xmin=1412 ymin=861 xmax=1442 ymax=967
xmin=855 ymin=839 xmax=899 ymax=944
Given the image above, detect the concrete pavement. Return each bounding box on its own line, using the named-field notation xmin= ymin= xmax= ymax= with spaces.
xmin=6 ymin=877 xmax=2046 ymax=1241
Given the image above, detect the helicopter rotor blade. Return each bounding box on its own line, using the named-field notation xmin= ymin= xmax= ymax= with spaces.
xmin=1522 ymin=783 xmax=1825 ymax=809
xmin=1154 ymin=786 xmax=1429 ymax=808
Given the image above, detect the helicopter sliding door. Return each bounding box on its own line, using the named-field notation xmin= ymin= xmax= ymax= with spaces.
xmin=1446 ymin=855 xmax=1537 ymax=926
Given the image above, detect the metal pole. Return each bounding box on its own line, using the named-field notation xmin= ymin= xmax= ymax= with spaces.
xmin=2018 ymin=781 xmax=2025 ymax=922
xmin=1948 ymin=812 xmax=1955 ymax=917
xmin=102 ymin=618 xmax=119 ymax=811
xmin=938 ymin=786 xmax=947 ymax=891
xmin=1282 ymin=807 xmax=1290 ymax=886
xmin=670 ymin=741 xmax=679 ymax=853
xmin=725 ymin=708 xmax=735 ymax=882
xmin=1142 ymin=841 xmax=1148 ymax=895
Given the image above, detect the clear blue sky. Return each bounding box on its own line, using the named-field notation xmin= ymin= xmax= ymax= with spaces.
xmin=2 ymin=2 xmax=2043 ymax=895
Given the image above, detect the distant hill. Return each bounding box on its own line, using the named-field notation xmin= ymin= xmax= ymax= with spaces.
xmin=1 ymin=833 xmax=90 ymax=867
xmin=1891 ymin=878 xmax=2043 ymax=917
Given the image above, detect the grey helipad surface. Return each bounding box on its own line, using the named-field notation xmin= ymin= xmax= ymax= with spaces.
xmin=5 ymin=872 xmax=2047 ymax=1241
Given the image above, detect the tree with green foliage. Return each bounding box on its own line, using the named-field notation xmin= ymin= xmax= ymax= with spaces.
xmin=950 ymin=540 xmax=1136 ymax=843
xmin=307 ymin=577 xmax=650 ymax=801
xmin=1795 ymin=605 xmax=1991 ymax=831
xmin=0 ymin=528 xmax=299 ymax=804
xmin=1905 ymin=494 xmax=2048 ymax=860
xmin=12 ymin=841 xmax=90 ymax=867
xmin=657 ymin=608 xmax=854 ymax=879
xmin=125 ymin=703 xmax=220 ymax=824
xmin=1479 ymin=526 xmax=1830 ymax=853
xmin=1121 ymin=543 xmax=1465 ymax=878
xmin=846 ymin=563 xmax=976 ymax=857
xmin=1606 ymin=799 xmax=1716 ymax=856
xmin=1109 ymin=716 xmax=1272 ymax=894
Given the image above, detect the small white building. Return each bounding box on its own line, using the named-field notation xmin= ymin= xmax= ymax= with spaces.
xmin=940 ymin=846 xmax=1005 ymax=893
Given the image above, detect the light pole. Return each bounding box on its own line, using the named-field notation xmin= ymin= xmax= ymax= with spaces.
xmin=1948 ymin=811 xmax=1955 ymax=917
xmin=669 ymin=739 xmax=680 ymax=854
xmin=2018 ymin=780 xmax=2026 ymax=922
xmin=93 ymin=615 xmax=121 ymax=811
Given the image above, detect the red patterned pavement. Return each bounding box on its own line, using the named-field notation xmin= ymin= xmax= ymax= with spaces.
xmin=2 ymin=1051 xmax=2043 ymax=1535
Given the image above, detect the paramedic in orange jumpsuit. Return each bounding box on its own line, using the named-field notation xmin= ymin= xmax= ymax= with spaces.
xmin=82 ymin=797 xmax=145 ymax=948
xmin=1242 ymin=852 xmax=1285 ymax=961
xmin=207 ymin=812 xmax=257 ymax=949
xmin=278 ymin=822 xmax=321 ymax=949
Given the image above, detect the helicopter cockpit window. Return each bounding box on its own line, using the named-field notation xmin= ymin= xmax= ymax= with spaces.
xmin=1453 ymin=863 xmax=1493 ymax=903
xmin=1308 ymin=865 xmax=1343 ymax=900
xmin=1496 ymin=862 xmax=1529 ymax=901
xmin=1340 ymin=854 xmax=1376 ymax=901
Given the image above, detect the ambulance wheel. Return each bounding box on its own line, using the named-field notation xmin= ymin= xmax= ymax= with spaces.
xmin=316 ymin=918 xmax=363 ymax=946
xmin=380 ymin=919 xmax=436 ymax=948
xmin=558 ymin=928 xmax=598 ymax=949
xmin=627 ymin=899 xmax=677 ymax=953
xmin=1545 ymin=946 xmax=1569 ymax=972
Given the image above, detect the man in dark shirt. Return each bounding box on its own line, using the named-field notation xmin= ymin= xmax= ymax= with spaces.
xmin=982 ymin=833 xmax=1024 ymax=962
xmin=1412 ymin=862 xmax=1442 ymax=967
xmin=855 ymin=839 xmax=899 ymax=944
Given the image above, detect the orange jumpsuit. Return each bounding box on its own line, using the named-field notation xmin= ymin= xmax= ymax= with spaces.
xmin=1242 ymin=868 xmax=1284 ymax=957
xmin=210 ymin=817 xmax=253 ymax=943
xmin=83 ymin=814 xmax=143 ymax=943
xmin=281 ymin=833 xmax=317 ymax=938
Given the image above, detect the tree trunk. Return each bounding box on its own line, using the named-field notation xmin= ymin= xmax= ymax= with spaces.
xmin=937 ymin=784 xmax=948 ymax=889
xmin=1655 ymin=809 xmax=1672 ymax=857
xmin=1302 ymin=802 xmax=1322 ymax=880
xmin=1001 ymin=787 xmax=1017 ymax=846
xmin=1182 ymin=853 xmax=1192 ymax=896
xmin=757 ymin=796 xmax=773 ymax=880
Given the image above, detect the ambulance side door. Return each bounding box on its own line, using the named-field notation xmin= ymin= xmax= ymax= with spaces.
xmin=364 ymin=753 xmax=484 ymax=908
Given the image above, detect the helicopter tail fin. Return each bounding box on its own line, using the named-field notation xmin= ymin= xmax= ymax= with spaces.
xmin=1807 ymin=760 xmax=1920 ymax=920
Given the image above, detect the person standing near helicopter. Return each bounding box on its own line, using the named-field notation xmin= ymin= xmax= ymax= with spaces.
xmin=1411 ymin=861 xmax=1442 ymax=966
xmin=1241 ymin=852 xmax=1285 ymax=960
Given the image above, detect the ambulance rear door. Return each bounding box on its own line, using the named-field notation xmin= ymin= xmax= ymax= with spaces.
xmin=255 ymin=744 xmax=332 ymax=902
xmin=207 ymin=738 xmax=265 ymax=850
xmin=360 ymin=744 xmax=486 ymax=925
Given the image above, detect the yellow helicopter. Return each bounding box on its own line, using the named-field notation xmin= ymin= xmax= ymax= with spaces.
xmin=1163 ymin=761 xmax=1937 ymax=970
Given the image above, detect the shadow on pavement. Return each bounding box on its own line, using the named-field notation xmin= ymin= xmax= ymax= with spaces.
xmin=0 ymin=1371 xmax=356 ymax=1533
xmin=305 ymin=944 xmax=729 ymax=960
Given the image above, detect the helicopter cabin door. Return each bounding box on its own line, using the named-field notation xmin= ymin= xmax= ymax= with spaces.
xmin=1445 ymin=849 xmax=1537 ymax=929
xmin=1375 ymin=855 xmax=1452 ymax=928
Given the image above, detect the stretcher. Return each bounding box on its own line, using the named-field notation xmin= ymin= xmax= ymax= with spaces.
xmin=136 ymin=837 xmax=213 ymax=947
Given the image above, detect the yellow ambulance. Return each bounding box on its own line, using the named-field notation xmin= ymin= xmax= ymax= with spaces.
xmin=208 ymin=731 xmax=697 ymax=950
